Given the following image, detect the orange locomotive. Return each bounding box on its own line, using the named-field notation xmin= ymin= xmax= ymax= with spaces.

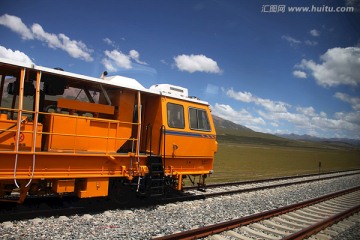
xmin=0 ymin=58 xmax=217 ymax=203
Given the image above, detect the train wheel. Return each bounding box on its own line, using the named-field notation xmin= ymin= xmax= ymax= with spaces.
xmin=108 ymin=178 xmax=130 ymax=204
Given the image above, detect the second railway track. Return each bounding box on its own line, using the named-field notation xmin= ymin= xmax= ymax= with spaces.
xmin=154 ymin=186 xmax=360 ymax=240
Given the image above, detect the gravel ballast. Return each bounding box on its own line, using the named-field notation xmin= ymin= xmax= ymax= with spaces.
xmin=1 ymin=174 xmax=360 ymax=239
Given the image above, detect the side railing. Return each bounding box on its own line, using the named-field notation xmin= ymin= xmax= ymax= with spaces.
xmin=0 ymin=107 xmax=139 ymax=154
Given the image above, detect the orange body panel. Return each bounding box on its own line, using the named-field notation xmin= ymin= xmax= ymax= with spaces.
xmin=43 ymin=114 xmax=131 ymax=152
xmin=0 ymin=117 xmax=42 ymax=151
xmin=77 ymin=178 xmax=109 ymax=198
xmin=52 ymin=179 xmax=75 ymax=193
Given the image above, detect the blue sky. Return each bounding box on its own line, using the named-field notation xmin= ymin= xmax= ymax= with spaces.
xmin=1 ymin=0 xmax=360 ymax=139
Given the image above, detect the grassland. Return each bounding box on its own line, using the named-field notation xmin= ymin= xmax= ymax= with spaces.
xmin=208 ymin=140 xmax=360 ymax=183
xmin=203 ymin=116 xmax=360 ymax=183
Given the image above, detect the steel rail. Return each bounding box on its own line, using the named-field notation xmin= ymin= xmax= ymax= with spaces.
xmin=153 ymin=185 xmax=360 ymax=240
xmin=283 ymin=204 xmax=360 ymax=240
xmin=184 ymin=169 xmax=360 ymax=190
xmin=198 ymin=171 xmax=360 ymax=199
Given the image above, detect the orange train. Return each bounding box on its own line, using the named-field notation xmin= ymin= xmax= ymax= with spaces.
xmin=0 ymin=58 xmax=217 ymax=203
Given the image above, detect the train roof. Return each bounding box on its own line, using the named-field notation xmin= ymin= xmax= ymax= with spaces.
xmin=0 ymin=57 xmax=209 ymax=105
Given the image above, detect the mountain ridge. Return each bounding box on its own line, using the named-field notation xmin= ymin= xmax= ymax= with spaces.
xmin=212 ymin=114 xmax=360 ymax=148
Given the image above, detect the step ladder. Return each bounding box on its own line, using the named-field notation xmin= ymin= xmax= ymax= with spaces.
xmin=147 ymin=156 xmax=164 ymax=197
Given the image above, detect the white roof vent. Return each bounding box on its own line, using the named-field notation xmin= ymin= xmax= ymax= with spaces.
xmin=104 ymin=75 xmax=145 ymax=90
xmin=150 ymin=84 xmax=188 ymax=98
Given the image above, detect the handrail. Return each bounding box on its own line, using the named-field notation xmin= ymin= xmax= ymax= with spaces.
xmin=26 ymin=70 xmax=41 ymax=187
xmin=159 ymin=125 xmax=166 ymax=170
xmin=13 ymin=68 xmax=26 ymax=188
xmin=144 ymin=123 xmax=153 ymax=156
xmin=136 ymin=91 xmax=142 ymax=192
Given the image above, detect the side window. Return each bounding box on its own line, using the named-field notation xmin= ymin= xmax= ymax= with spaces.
xmin=189 ymin=108 xmax=211 ymax=131
xmin=167 ymin=103 xmax=185 ymax=129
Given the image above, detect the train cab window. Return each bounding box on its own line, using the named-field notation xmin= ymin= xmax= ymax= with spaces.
xmin=167 ymin=103 xmax=185 ymax=129
xmin=189 ymin=108 xmax=211 ymax=131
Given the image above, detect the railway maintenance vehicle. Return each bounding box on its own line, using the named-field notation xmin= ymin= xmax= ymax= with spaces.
xmin=0 ymin=58 xmax=217 ymax=203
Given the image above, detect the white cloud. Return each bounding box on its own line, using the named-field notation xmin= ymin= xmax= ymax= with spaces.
xmin=0 ymin=14 xmax=33 ymax=40
xmin=310 ymin=29 xmax=320 ymax=37
xmin=174 ymin=54 xmax=222 ymax=74
xmin=293 ymin=70 xmax=307 ymax=78
xmin=298 ymin=47 xmax=360 ymax=87
xmin=335 ymin=111 xmax=360 ymax=125
xmin=204 ymin=84 xmax=219 ymax=95
xmin=212 ymin=103 xmax=265 ymax=127
xmin=102 ymin=50 xmax=132 ymax=71
xmin=282 ymin=34 xmax=318 ymax=47
xmin=296 ymin=106 xmax=317 ymax=117
xmin=224 ymin=87 xmax=360 ymax=139
xmin=103 ymin=38 xmax=114 ymax=46
xmin=304 ymin=40 xmax=318 ymax=46
xmin=129 ymin=49 xmax=147 ymax=65
xmin=0 ymin=45 xmax=33 ymax=64
xmin=281 ymin=35 xmax=301 ymax=46
xmin=334 ymin=92 xmax=360 ymax=111
xmin=0 ymin=14 xmax=93 ymax=61
xmin=226 ymin=89 xmax=253 ymax=102
xmin=227 ymin=88 xmax=290 ymax=113
xmin=160 ymin=59 xmax=168 ymax=65
xmin=101 ymin=49 xmax=147 ymax=72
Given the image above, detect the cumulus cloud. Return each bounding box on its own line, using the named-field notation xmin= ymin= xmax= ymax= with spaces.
xmin=334 ymin=92 xmax=360 ymax=111
xmin=293 ymin=70 xmax=307 ymax=78
xmin=0 ymin=46 xmax=33 ymax=64
xmin=223 ymin=87 xmax=360 ymax=139
xmin=0 ymin=14 xmax=33 ymax=40
xmin=204 ymin=84 xmax=219 ymax=95
xmin=227 ymin=88 xmax=290 ymax=113
xmin=103 ymin=38 xmax=114 ymax=46
xmin=101 ymin=49 xmax=147 ymax=72
xmin=281 ymin=35 xmax=301 ymax=46
xmin=174 ymin=54 xmax=222 ymax=74
xmin=102 ymin=50 xmax=132 ymax=71
xmin=282 ymin=33 xmax=318 ymax=48
xmin=297 ymin=47 xmax=360 ymax=87
xmin=0 ymin=14 xmax=93 ymax=61
xmin=310 ymin=29 xmax=320 ymax=37
xmin=129 ymin=50 xmax=147 ymax=65
xmin=212 ymin=103 xmax=266 ymax=127
xmin=304 ymin=40 xmax=318 ymax=46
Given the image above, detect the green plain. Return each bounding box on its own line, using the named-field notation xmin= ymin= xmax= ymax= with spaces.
xmin=205 ymin=133 xmax=360 ymax=183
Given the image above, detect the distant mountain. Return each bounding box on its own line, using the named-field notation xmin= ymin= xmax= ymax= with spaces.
xmin=212 ymin=115 xmax=360 ymax=149
xmin=212 ymin=115 xmax=253 ymax=133
xmin=212 ymin=114 xmax=290 ymax=145
xmin=277 ymin=133 xmax=360 ymax=147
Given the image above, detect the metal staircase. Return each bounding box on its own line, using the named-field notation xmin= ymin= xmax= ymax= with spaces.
xmin=146 ymin=156 xmax=165 ymax=196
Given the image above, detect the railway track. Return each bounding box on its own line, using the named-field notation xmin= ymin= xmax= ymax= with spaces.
xmin=153 ymin=186 xmax=360 ymax=240
xmin=185 ymin=169 xmax=360 ymax=191
xmin=1 ymin=170 xmax=359 ymax=223
xmin=185 ymin=169 xmax=360 ymax=198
